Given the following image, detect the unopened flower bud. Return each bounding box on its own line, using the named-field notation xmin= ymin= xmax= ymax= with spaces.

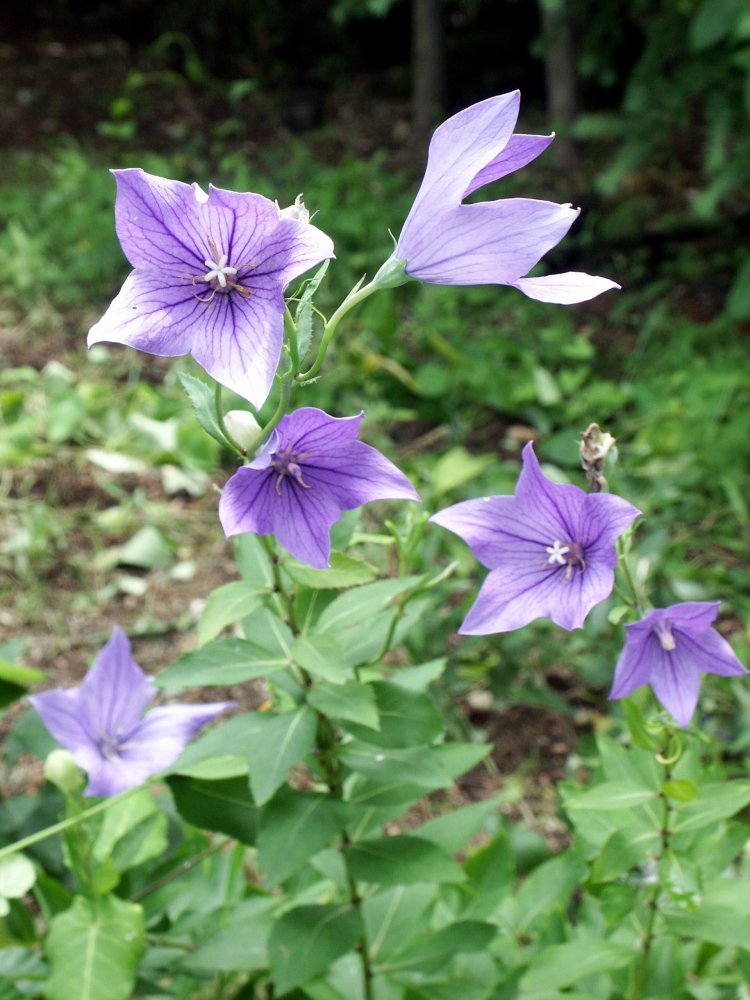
xmin=372 ymin=254 xmax=409 ymax=289
xmin=580 ymin=423 xmax=616 ymax=493
xmin=277 ymin=194 xmax=309 ymax=224
xmin=44 ymin=749 xmax=84 ymax=796
xmin=224 ymin=410 xmax=262 ymax=452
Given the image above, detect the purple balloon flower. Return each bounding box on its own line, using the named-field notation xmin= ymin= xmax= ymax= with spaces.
xmin=393 ymin=91 xmax=618 ymax=303
xmin=430 ymin=442 xmax=639 ymax=633
xmin=30 ymin=627 xmax=232 ymax=797
xmin=88 ymin=169 xmax=334 ymax=408
xmin=219 ymin=406 xmax=419 ymax=569
xmin=609 ymin=602 xmax=747 ymax=727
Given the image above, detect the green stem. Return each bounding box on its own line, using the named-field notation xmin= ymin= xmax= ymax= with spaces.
xmin=619 ymin=553 xmax=643 ymax=617
xmin=214 ymin=382 xmax=243 ymax=456
xmin=0 ymin=786 xmax=141 ymax=864
xmin=296 ymin=278 xmax=379 ymax=382
xmin=285 ymin=307 xmax=300 ymax=375
xmin=252 ymin=379 xmax=292 ymax=455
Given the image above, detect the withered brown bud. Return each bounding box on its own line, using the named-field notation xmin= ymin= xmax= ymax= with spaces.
xmin=580 ymin=423 xmax=616 ymax=493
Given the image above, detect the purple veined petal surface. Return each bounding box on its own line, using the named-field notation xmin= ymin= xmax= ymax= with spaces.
xmin=402 ymin=199 xmax=579 ymax=286
xmin=88 ymin=269 xmax=285 ymax=409
xmin=122 ymin=703 xmax=235 ymax=780
xmin=581 ymin=492 xmax=641 ymax=566
xmin=304 ymin=440 xmax=420 ymax=510
xmin=459 ymin=551 xmax=613 ymax=634
xmin=672 ymin=627 xmax=747 ymax=679
xmin=399 ymin=93 xmax=521 ymax=245
xmin=429 ymin=495 xmax=562 ymax=570
xmin=277 ymin=408 xmax=365 ymax=455
xmin=206 ymin=185 xmax=335 ymax=288
xmin=663 ymin=601 xmax=720 ymax=630
xmin=113 ymin=169 xmax=217 ymax=278
xmin=29 ymin=688 xmax=99 ymax=763
xmin=608 ymin=632 xmax=654 ymax=701
xmin=646 ymin=642 xmax=703 ymax=728
xmin=82 ymin=756 xmax=147 ymax=798
xmin=463 ymin=133 xmax=555 ymax=197
xmin=513 ymin=272 xmax=621 ymax=304
xmin=79 ymin=627 xmax=155 ymax=743
xmin=513 ymin=443 xmax=589 ymax=541
xmin=219 ymin=465 xmax=343 ymax=569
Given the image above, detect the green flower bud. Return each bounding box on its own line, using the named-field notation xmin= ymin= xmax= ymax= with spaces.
xmin=224 ymin=410 xmax=262 ymax=452
xmin=44 ymin=749 xmax=84 ymax=796
xmin=372 ymin=254 xmax=409 ymax=289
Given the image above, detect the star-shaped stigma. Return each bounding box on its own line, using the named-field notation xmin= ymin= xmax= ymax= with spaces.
xmin=546 ymin=540 xmax=570 ymax=565
xmin=203 ymin=252 xmax=238 ymax=288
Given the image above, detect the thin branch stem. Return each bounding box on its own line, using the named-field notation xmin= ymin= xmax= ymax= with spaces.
xmin=285 ymin=307 xmax=300 ymax=375
xmin=214 ymin=382 xmax=243 ymax=456
xmin=253 ymin=379 xmax=292 ymax=455
xmin=296 ymin=278 xmax=378 ymax=382
xmin=0 ymin=786 xmax=142 ymax=863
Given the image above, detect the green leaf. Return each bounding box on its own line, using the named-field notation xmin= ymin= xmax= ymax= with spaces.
xmin=295 ymin=260 xmax=329 ymax=363
xmin=590 ymin=824 xmax=659 ymax=882
xmin=565 ymin=780 xmax=658 ymax=811
xmin=362 ymin=885 xmax=437 ymax=963
xmin=110 ymin=812 xmax=168 ymax=873
xmin=430 ymin=742 xmax=492 ymax=779
xmin=242 ymin=607 xmax=295 ymax=656
xmin=44 ymin=894 xmax=145 ymax=1000
xmin=167 ymin=775 xmax=258 ymax=844
xmin=672 ymin=781 xmax=750 ymax=833
xmin=307 ymin=680 xmax=380 ymax=729
xmin=0 ymin=658 xmax=45 ymax=687
xmin=283 ymin=552 xmax=378 ymax=589
xmin=198 ymin=581 xmax=268 ymax=646
xmin=381 ymin=921 xmax=495 ymax=975
xmin=118 ymin=525 xmax=172 ymax=569
xmin=178 ymin=372 xmax=227 ymax=446
xmin=663 ymin=904 xmax=750 ymax=948
xmin=258 ymin=788 xmax=349 ymax=887
xmin=0 ymin=856 xmax=35 ymax=899
xmin=184 ymin=897 xmax=276 ymax=972
xmin=513 ymin=850 xmax=588 ymax=933
xmin=389 ymin=658 xmax=446 ymax=692
xmin=93 ymin=788 xmax=158 ymax=863
xmin=156 ymin=637 xmax=289 ymax=689
xmin=659 ymin=850 xmax=702 ymax=909
xmin=268 ymin=903 xmax=363 ymax=995
xmin=622 ymin=697 xmax=659 ymax=751
xmin=343 ymin=682 xmax=442 ymax=748
xmin=339 ymin=742 xmax=451 ymax=789
xmin=690 ymin=0 xmax=746 ymax=50
xmin=520 ymin=939 xmax=635 ymax=992
xmin=291 ymin=634 xmax=346 ymax=684
xmin=315 ymin=577 xmax=423 ymax=634
xmin=662 ymin=779 xmax=697 ymax=802
xmin=607 ymin=604 xmax=631 ymax=626
xmin=169 ymin=712 xmax=269 ymax=775
xmin=244 ymin=707 xmax=318 ymax=805
xmin=344 ymin=835 xmax=466 ymax=885
xmin=236 ymin=533 xmax=275 ymax=589
xmin=416 ymin=799 xmax=500 ymax=856
xmin=459 ymin=832 xmax=515 ymax=918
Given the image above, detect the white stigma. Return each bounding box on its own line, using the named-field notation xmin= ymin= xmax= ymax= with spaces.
xmin=204 ymin=253 xmax=238 ymax=288
xmin=546 ymin=540 xmax=570 ymax=565
xmin=656 ymin=624 xmax=677 ymax=651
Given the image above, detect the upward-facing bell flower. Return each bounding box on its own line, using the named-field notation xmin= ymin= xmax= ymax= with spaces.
xmin=88 ymin=170 xmax=334 ymax=409
xmin=30 ymin=627 xmax=233 ymax=797
xmin=382 ymin=92 xmax=618 ymax=304
xmin=219 ymin=406 xmax=419 ymax=569
xmin=609 ymin=602 xmax=747 ymax=727
xmin=430 ymin=442 xmax=639 ymax=633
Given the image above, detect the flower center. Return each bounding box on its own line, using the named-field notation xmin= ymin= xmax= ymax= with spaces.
xmin=546 ymin=539 xmax=587 ymax=580
xmin=191 ymin=241 xmax=252 ymax=302
xmin=203 ymin=253 xmax=237 ymax=288
xmin=99 ymin=730 xmax=127 ymax=761
xmin=653 ymin=619 xmax=676 ymax=651
xmin=270 ymin=445 xmax=316 ymax=497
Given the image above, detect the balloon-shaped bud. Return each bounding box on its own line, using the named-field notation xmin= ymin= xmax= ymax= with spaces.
xmin=44 ymin=749 xmax=85 ymax=796
xmin=224 ymin=410 xmax=262 ymax=452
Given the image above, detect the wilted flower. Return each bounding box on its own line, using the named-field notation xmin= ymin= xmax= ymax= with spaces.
xmin=30 ymin=627 xmax=232 ymax=797
xmin=430 ymin=442 xmax=639 ymax=633
xmin=219 ymin=407 xmax=419 ymax=568
xmin=387 ymin=91 xmax=618 ymax=303
xmin=88 ymin=169 xmax=334 ymax=409
xmin=609 ymin=602 xmax=747 ymax=727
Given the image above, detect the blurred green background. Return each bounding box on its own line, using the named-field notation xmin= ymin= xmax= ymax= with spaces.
xmin=2 ymin=0 xmax=750 ymax=767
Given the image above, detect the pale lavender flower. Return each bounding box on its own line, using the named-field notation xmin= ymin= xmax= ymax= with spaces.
xmin=88 ymin=170 xmax=334 ymax=408
xmin=392 ymin=91 xmax=618 ymax=303
xmin=430 ymin=442 xmax=639 ymax=633
xmin=609 ymin=602 xmax=747 ymax=727
xmin=219 ymin=407 xmax=419 ymax=569
xmin=30 ymin=627 xmax=232 ymax=797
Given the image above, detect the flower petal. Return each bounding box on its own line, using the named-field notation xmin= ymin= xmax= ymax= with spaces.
xmin=463 ymin=133 xmax=555 ymax=197
xmin=673 ymin=627 xmax=747 ymax=679
xmin=80 ymin=627 xmax=155 ymax=743
xmin=647 ymin=641 xmax=703 ymax=728
xmin=112 ymin=168 xmax=212 ymax=277
xmin=514 ymin=442 xmax=587 ymax=541
xmin=513 ymin=272 xmax=620 ymax=304
xmin=29 ymin=688 xmax=96 ymax=760
xmin=400 ymin=92 xmax=521 ymax=236
xmin=402 ymin=199 xmax=579 ymax=285
xmin=609 ymin=631 xmax=654 ymax=701
xmin=661 ymin=602 xmax=719 ymax=631
xmin=207 ymin=185 xmax=334 ymax=288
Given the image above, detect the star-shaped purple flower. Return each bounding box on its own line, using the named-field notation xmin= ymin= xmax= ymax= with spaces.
xmin=88 ymin=169 xmax=334 ymax=408
xmin=393 ymin=91 xmax=618 ymax=303
xmin=609 ymin=602 xmax=747 ymax=727
xmin=430 ymin=442 xmax=639 ymax=633
xmin=30 ymin=627 xmax=233 ymax=797
xmin=219 ymin=406 xmax=419 ymax=569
